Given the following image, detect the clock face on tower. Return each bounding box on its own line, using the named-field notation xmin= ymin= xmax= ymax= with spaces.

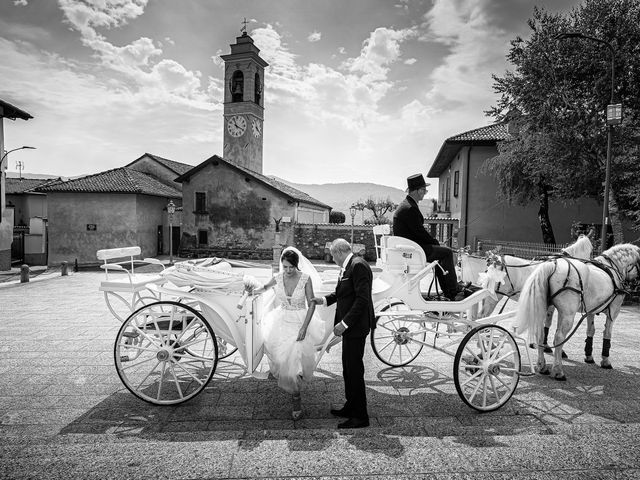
xmin=227 ymin=115 xmax=247 ymax=137
xmin=251 ymin=118 xmax=262 ymax=138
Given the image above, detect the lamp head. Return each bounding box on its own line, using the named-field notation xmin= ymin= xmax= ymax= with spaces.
xmin=167 ymin=200 xmax=176 ymax=215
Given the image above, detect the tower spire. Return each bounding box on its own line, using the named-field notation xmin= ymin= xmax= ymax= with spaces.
xmin=241 ymin=17 xmax=248 ymax=35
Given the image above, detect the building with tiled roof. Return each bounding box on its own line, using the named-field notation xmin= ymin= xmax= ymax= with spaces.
xmin=5 ymin=177 xmax=60 ymax=228
xmin=174 ymin=155 xmax=331 ymax=258
xmin=426 ymin=120 xmax=602 ymax=249
xmin=428 ymin=123 xmax=509 ymax=178
xmin=176 ymin=156 xmax=330 ymax=210
xmin=124 ymin=153 xmax=194 ymax=190
xmin=39 ymin=166 xmax=182 ymax=267
xmin=5 ymin=177 xmax=59 ymax=195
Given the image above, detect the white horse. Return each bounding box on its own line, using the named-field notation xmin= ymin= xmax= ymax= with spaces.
xmin=515 ymin=243 xmax=640 ymax=380
xmin=478 ymin=235 xmax=593 ymax=361
xmin=479 ymin=234 xmax=594 ymax=317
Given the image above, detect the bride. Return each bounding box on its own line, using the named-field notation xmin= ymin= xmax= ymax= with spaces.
xmin=248 ymin=247 xmax=326 ymax=420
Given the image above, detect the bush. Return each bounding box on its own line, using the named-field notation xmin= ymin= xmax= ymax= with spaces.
xmin=329 ymin=211 xmax=346 ymax=224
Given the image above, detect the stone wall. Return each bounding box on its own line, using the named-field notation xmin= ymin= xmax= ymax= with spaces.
xmin=0 ymin=248 xmax=9 ymax=270
xmin=293 ymin=223 xmax=378 ymax=261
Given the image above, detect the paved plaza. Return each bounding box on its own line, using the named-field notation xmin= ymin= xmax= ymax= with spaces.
xmin=1 ymin=269 xmax=640 ymax=479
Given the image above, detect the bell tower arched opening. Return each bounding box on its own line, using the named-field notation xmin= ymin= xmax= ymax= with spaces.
xmin=231 ymin=71 xmax=244 ymax=102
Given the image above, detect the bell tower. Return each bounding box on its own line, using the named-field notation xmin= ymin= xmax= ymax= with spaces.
xmin=220 ymin=27 xmax=268 ymax=173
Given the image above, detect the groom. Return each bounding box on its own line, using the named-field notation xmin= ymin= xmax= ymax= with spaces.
xmin=315 ymin=238 xmax=374 ymax=429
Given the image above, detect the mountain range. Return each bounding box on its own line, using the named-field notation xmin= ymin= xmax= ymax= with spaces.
xmin=272 ymin=177 xmax=413 ymax=223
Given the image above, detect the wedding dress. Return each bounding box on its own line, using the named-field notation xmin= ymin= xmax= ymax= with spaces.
xmin=262 ymin=253 xmax=326 ymax=394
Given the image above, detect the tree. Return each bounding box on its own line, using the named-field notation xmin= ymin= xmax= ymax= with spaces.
xmin=352 ymin=197 xmax=397 ymax=225
xmin=329 ymin=210 xmax=346 ymax=224
xmin=486 ymin=0 xmax=640 ymax=242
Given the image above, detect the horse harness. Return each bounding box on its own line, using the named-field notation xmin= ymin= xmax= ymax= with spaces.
xmin=545 ymin=254 xmax=636 ymax=349
xmin=490 ymin=252 xmax=633 ymax=319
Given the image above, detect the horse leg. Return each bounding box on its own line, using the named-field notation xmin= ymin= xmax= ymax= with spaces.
xmin=542 ymin=307 xmax=553 ymax=353
xmin=584 ymin=314 xmax=596 ymax=364
xmin=550 ymin=312 xmax=573 ymax=381
xmin=600 ymin=313 xmax=613 ymax=369
xmin=535 ymin=331 xmax=550 ymax=375
xmin=543 ymin=307 xmax=568 ymax=358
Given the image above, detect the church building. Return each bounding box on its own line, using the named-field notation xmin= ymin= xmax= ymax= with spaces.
xmin=177 ymin=30 xmax=330 ymax=259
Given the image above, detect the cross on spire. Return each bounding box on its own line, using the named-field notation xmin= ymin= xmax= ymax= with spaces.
xmin=241 ymin=17 xmax=248 ymax=35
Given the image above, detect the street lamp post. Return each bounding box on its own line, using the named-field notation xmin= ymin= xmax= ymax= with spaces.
xmin=349 ymin=206 xmax=356 ymax=245
xmin=1 ymin=146 xmax=36 ymax=223
xmin=167 ymin=200 xmax=176 ymax=265
xmin=556 ymin=33 xmax=620 ymax=252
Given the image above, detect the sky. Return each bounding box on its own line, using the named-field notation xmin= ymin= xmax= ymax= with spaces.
xmin=0 ymin=0 xmax=583 ymax=194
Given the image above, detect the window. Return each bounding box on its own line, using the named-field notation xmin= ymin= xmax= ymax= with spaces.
xmin=445 ymin=177 xmax=451 ymax=212
xmin=453 ymin=170 xmax=460 ymax=197
xmin=195 ymin=192 xmax=206 ymax=213
xmin=197 ymin=230 xmax=208 ymax=245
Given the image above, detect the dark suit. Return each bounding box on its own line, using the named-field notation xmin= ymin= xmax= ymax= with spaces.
xmin=325 ymin=255 xmax=374 ymax=420
xmin=393 ymin=195 xmax=457 ymax=299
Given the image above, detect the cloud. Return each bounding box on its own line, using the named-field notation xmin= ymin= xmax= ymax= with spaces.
xmin=421 ymin=0 xmax=510 ymax=108
xmin=0 ymin=35 xmax=216 ymax=176
xmin=307 ymin=31 xmax=321 ymax=42
xmin=55 ymin=0 xmax=212 ymax=107
xmin=404 ymin=58 xmax=417 ymax=65
xmin=58 ymin=0 xmax=148 ymax=32
xmin=14 ymin=0 xmax=28 ymax=6
xmin=251 ymin=24 xmax=416 ymax=131
xmin=341 ymin=27 xmax=416 ymax=81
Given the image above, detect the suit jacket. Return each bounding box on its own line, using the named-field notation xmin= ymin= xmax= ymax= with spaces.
xmin=325 ymin=255 xmax=375 ymax=338
xmin=392 ymin=195 xmax=440 ymax=256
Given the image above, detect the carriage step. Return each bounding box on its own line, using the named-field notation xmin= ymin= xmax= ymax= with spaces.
xmin=122 ymin=331 xmax=139 ymax=339
xmin=143 ymin=317 xmax=196 ymax=331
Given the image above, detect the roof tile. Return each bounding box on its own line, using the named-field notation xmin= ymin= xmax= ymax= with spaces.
xmin=5 ymin=178 xmax=59 ymax=194
xmin=37 ymin=167 xmax=181 ymax=198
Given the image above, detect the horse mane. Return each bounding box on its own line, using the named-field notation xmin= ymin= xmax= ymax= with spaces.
xmin=562 ymin=234 xmax=593 ymax=259
xmin=598 ymin=243 xmax=640 ymax=270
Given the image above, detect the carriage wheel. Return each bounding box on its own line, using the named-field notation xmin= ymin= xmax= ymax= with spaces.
xmin=114 ymin=301 xmax=218 ymax=405
xmin=371 ymin=301 xmax=426 ymax=367
xmin=453 ymin=324 xmax=520 ymax=412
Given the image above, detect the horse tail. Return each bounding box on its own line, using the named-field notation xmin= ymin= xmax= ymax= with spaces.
xmin=516 ymin=261 xmax=557 ymax=346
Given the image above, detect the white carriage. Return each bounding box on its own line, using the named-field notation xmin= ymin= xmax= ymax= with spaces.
xmin=370 ymin=232 xmax=533 ymax=412
xmin=107 ymin=259 xmax=338 ymax=405
xmin=101 ymin=233 xmax=532 ymax=412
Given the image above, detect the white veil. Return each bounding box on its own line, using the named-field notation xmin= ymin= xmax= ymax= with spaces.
xmin=280 ymin=246 xmax=324 ymax=293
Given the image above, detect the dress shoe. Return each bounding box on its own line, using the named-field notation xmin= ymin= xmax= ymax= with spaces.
xmin=337 ymin=417 xmax=370 ymax=429
xmin=330 ymin=407 xmax=352 ymax=418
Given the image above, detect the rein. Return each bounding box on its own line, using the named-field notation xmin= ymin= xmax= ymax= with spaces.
xmin=491 ymin=254 xmax=566 ymax=314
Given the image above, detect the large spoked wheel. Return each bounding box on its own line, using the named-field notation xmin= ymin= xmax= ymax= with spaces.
xmin=114 ymin=301 xmax=219 ymax=405
xmin=371 ymin=301 xmax=426 ymax=367
xmin=454 ymin=324 xmax=520 ymax=412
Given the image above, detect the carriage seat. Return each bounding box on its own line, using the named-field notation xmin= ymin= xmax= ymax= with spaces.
xmin=382 ymin=236 xmax=428 ymax=275
xmin=97 ymin=246 xmax=165 ymax=293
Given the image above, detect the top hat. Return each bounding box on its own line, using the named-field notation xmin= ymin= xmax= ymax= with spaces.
xmin=407 ymin=173 xmax=429 ymax=190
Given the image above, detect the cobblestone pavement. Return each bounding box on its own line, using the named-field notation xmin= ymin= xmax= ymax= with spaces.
xmin=1 ymin=270 xmax=640 ymax=479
